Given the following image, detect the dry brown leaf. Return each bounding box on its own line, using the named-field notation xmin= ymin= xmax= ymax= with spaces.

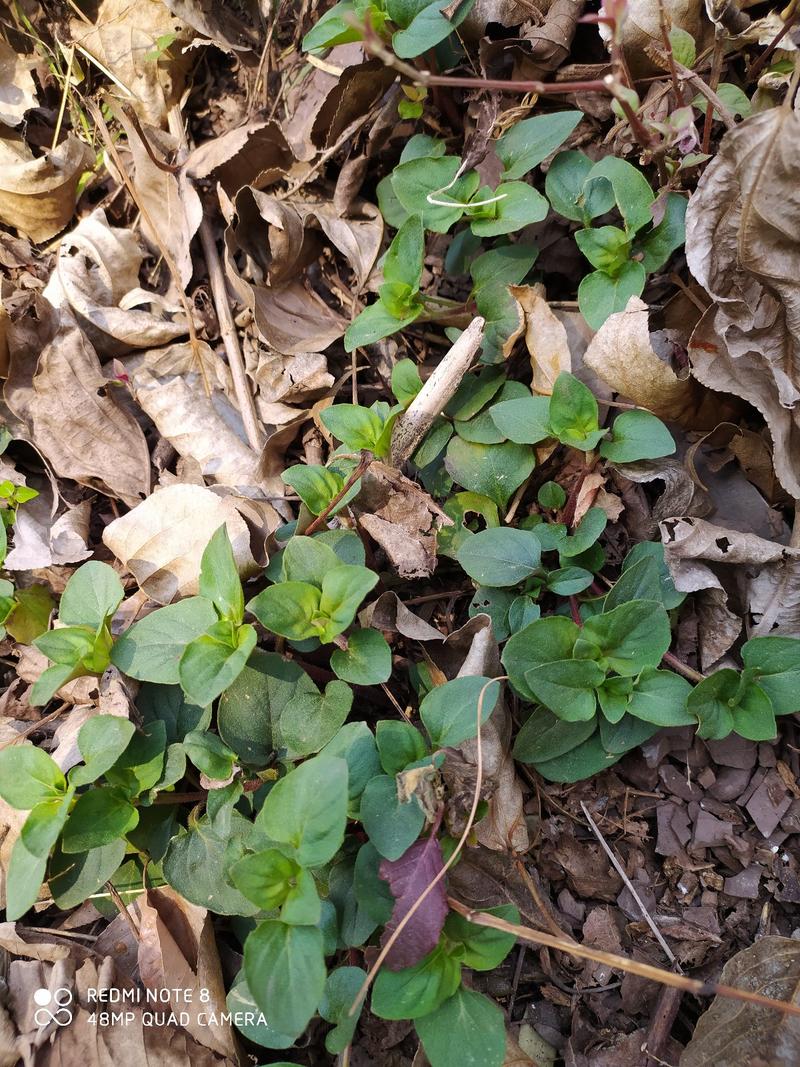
xmin=679 ymin=936 xmax=800 ymax=1066
xmin=6 ymin=323 xmax=150 ymax=506
xmin=185 ymin=120 xmax=294 ymax=196
xmin=0 ymin=133 xmax=93 ymax=244
xmin=0 ymin=40 xmax=38 ymax=127
xmin=103 ymin=483 xmax=258 ymax=603
xmin=685 ymin=106 xmax=800 ymax=497
xmin=162 ymin=0 xmax=261 ymax=51
xmin=0 ymin=798 xmax=27 ymax=912
xmin=583 ymin=297 xmax=717 ymax=426
xmin=0 ymin=924 xmax=69 ymax=963
xmin=70 ymin=0 xmax=195 ymax=127
xmin=509 ymin=284 xmax=571 ymax=395
xmin=4 ymin=491 xmax=91 ymax=570
xmin=44 ymin=209 xmax=188 ymax=356
xmin=113 ymin=113 xmax=202 ymax=288
xmin=233 ymin=278 xmax=347 ymax=355
xmin=359 ymin=591 xmax=444 ymax=642
xmin=353 ymin=462 xmax=452 ymax=579
xmin=251 ymin=348 xmax=333 ymax=406
xmin=137 ymin=887 xmax=237 ymax=1060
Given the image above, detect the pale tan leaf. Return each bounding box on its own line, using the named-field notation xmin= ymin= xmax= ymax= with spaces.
xmin=252 ymin=349 xmax=333 ymax=406
xmin=0 ymin=40 xmax=38 ymax=127
xmin=0 ymin=924 xmax=69 ymax=962
xmin=185 ymin=120 xmax=293 ymax=196
xmin=102 ymin=483 xmax=258 ymax=604
xmin=686 ymin=107 xmax=800 ymax=496
xmin=4 ymin=491 xmax=91 ymax=570
xmin=162 ymin=0 xmax=260 ymax=51
xmin=509 ymin=284 xmax=571 ymax=395
xmin=0 ymin=134 xmax=93 ymax=244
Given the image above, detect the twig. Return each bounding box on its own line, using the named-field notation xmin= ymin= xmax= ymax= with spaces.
xmin=105 ymin=881 xmax=141 ymax=940
xmin=673 ymin=61 xmax=735 ymax=129
xmin=51 ymin=44 xmax=75 ymax=151
xmin=580 ymin=801 xmax=680 ymax=969
xmin=349 ymin=677 xmax=503 ymax=1015
xmin=445 ymin=898 xmax=800 ymax=1018
xmin=662 ymin=650 xmax=705 ymax=683
xmin=390 ymin=317 xmax=485 ymax=466
xmin=0 ymin=703 xmax=68 ymax=749
xmin=303 ymin=451 xmax=373 ymax=535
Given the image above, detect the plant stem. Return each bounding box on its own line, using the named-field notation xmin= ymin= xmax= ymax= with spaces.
xmin=304 ymin=451 xmax=373 ymax=535
xmin=662 ymin=650 xmax=705 ymax=683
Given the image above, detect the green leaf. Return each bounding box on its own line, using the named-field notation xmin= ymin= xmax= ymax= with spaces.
xmin=231 ymin=849 xmax=320 ymax=923
xmin=456 ymin=527 xmax=541 ymax=587
xmin=742 ymin=636 xmax=800 ymax=715
xmin=392 ymin=156 xmax=480 ymax=233
xmin=58 ymin=561 xmax=124 ymax=630
xmin=469 ymin=586 xmax=515 ymax=641
xmin=691 ymin=82 xmax=751 ymax=120
xmin=513 ymin=705 xmax=596 ymax=763
xmin=302 ymin=1 xmax=361 ymax=50
xmin=604 ymin=554 xmax=662 ymax=611
xmin=5 ymin=837 xmax=47 ymax=920
xmin=600 ymin=410 xmax=676 ymax=462
xmin=226 ymin=971 xmax=297 ymax=1049
xmin=489 ymin=395 xmax=552 ymax=445
xmin=257 ymin=755 xmax=348 ymax=867
xmin=331 ymin=628 xmax=392 ymax=684
xmin=376 ymin=720 xmax=428 ymax=776
xmin=545 ymin=150 xmax=614 ymax=222
xmin=61 ymin=787 xmax=138 ymax=853
xmin=247 ymin=581 xmax=322 ymax=641
xmin=470 ymin=245 xmax=538 ymax=294
xmin=578 ymin=261 xmax=647 ymax=330
xmin=29 ymin=662 xmax=76 ymax=708
xmin=547 ymin=566 xmax=593 ymax=595
xmin=416 ymin=987 xmax=506 ymax=1067
xmin=525 ymin=659 xmax=604 ymax=721
xmin=320 ymin=966 xmax=367 ymax=1054
xmin=346 ymin=294 xmax=421 ymax=351
xmin=111 ymin=597 xmax=218 ymax=683
xmin=71 ymin=715 xmax=137 ymax=786
xmin=470 ymin=182 xmax=549 ymax=237
xmin=574 ymin=225 xmax=631 ymax=274
xmin=35 ymin=625 xmax=96 ymax=666
xmin=584 ymin=155 xmax=654 ymax=233
xmin=384 ymin=214 xmax=425 ymax=289
xmin=318 ymin=565 xmax=379 ymax=640
xmin=49 ymin=838 xmax=126 ymax=910
xmin=496 ymin=110 xmax=582 ymax=180
xmin=445 ymin=438 xmax=535 ymax=509
xmin=6 ymin=584 xmax=53 ymax=644
xmin=626 ymin=669 xmax=694 ymax=726
xmin=360 ymin=773 xmax=425 ymax=860
xmin=392 ymin=359 xmax=424 ymax=408
xmin=323 ymin=722 xmax=382 ymax=808
xmin=620 ymin=541 xmax=685 ymax=610
xmin=281 ymin=679 xmax=353 ymax=757
xmin=538 ymin=481 xmax=566 ymax=509
xmin=668 ymin=25 xmax=696 ymax=66
xmin=454 ymin=380 xmax=529 ymax=445
xmin=104 ymin=720 xmax=166 ymax=795
xmin=390 ymin=0 xmax=476 ymax=58
xmin=443 ymin=904 xmax=519 ymax=970
xmin=282 ymin=465 xmax=344 ymax=516
xmin=0 ymin=746 xmax=66 ymax=809
xmin=503 ymin=616 xmax=580 ymax=701
xmin=183 ymin=730 xmax=237 ymax=781
xmin=548 ymin=372 xmax=603 ymax=450
xmin=20 ymin=791 xmax=73 ymax=857
xmin=320 ymin=403 xmax=387 ymax=451
xmin=420 ymin=676 xmax=500 ymax=747
xmin=574 ymin=600 xmax=671 ymax=676
xmin=244 ymin=920 xmax=326 ymax=1037
xmin=179 ymin=621 xmax=257 ymax=706
xmin=371 ymin=942 xmax=461 ymax=1019
xmin=689 ymin=669 xmax=777 ymax=741
xmin=637 ymin=192 xmax=687 ymax=273
xmin=200 ymin=524 xmax=244 ymax=623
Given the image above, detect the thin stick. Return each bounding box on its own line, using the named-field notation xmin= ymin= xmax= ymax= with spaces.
xmin=662 ymin=650 xmax=705 ymax=683
xmin=304 ymin=451 xmax=373 ymax=535
xmin=105 ymin=881 xmax=141 ymax=940
xmin=0 ymin=704 xmax=68 ymax=749
xmin=580 ymin=801 xmax=680 ymax=969
xmin=445 ymin=898 xmax=800 ymax=1019
xmin=390 ymin=317 xmax=485 ymax=466
xmin=349 ymin=676 xmax=503 ymax=1015
xmin=51 ymin=44 xmax=75 ymax=152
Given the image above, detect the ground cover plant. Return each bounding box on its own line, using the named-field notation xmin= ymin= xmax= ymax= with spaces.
xmin=1 ymin=1 xmax=800 ymax=1065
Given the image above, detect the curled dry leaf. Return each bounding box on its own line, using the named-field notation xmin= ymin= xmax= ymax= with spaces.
xmin=679 ymin=936 xmax=800 ymax=1066
xmin=354 ymin=462 xmax=453 ymax=580
xmin=70 ymin=0 xmax=195 ymax=127
xmin=4 ymin=493 xmax=91 ymax=570
xmin=0 ymin=134 xmax=93 ymax=244
xmin=185 ymin=120 xmax=294 ymax=197
xmin=379 ymin=836 xmax=448 ymax=970
xmin=102 ymin=482 xmax=258 ymax=604
xmin=162 ymin=0 xmax=261 ymax=51
xmin=43 ymin=209 xmax=188 ymax=357
xmin=0 ymin=40 xmax=37 ymax=127
xmin=661 ymin=515 xmax=800 ymax=642
xmin=583 ymin=297 xmax=720 ymax=427
xmin=251 ymin=349 xmax=334 ymax=407
xmin=5 ymin=323 xmax=150 ymax=506
xmin=509 ymin=284 xmax=571 ymax=395
xmin=359 ymin=590 xmax=444 ymax=642
xmin=137 ymin=887 xmax=237 ymax=1059
xmin=0 ymin=925 xmax=68 ymax=963
xmin=685 ymin=107 xmax=800 ymax=497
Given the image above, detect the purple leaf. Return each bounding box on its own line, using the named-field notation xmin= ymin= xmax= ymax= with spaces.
xmin=378 ymin=835 xmax=448 ymax=970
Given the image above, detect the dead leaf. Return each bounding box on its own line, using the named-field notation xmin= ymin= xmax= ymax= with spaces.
xmin=685 ymin=106 xmax=800 ymax=497
xmin=137 ymin=887 xmax=238 ymax=1059
xmin=5 ymin=323 xmax=151 ymax=506
xmin=4 ymin=490 xmax=91 ymax=570
xmin=0 ymin=39 xmax=38 ymax=127
xmin=359 ymin=591 xmax=444 ymax=642
xmin=354 ymin=462 xmax=452 ymax=579
xmin=0 ymin=798 xmax=28 ymax=912
xmin=43 ymin=209 xmax=188 ymax=356
xmin=162 ymin=0 xmax=261 ymax=51
xmin=0 ymin=924 xmax=69 ymax=962
xmin=185 ymin=120 xmax=294 ymax=196
xmin=102 ymin=483 xmax=258 ymax=603
xmin=583 ymin=297 xmax=720 ymax=427
xmin=679 ymin=935 xmax=800 ymax=1066
xmin=509 ymin=284 xmax=571 ymax=395
xmin=70 ymin=0 xmax=195 ymax=127
xmin=0 ymin=133 xmax=93 ymax=244
xmin=251 ymin=348 xmax=333 ymax=406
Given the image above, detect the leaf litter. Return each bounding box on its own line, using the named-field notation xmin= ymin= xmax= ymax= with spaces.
xmin=1 ymin=1 xmax=800 ymax=1066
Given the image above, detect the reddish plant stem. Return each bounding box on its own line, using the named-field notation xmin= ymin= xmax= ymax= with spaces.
xmin=304 ymin=451 xmax=373 ymax=536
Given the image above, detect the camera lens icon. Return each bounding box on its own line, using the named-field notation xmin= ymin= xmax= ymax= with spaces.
xmin=33 ymin=987 xmax=73 ymax=1027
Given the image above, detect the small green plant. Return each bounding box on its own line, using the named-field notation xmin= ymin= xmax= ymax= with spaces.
xmin=302 ymin=0 xmax=476 ymax=60
xmin=0 ymin=478 xmax=52 ymax=644
xmin=545 ymin=153 xmax=687 ymax=328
